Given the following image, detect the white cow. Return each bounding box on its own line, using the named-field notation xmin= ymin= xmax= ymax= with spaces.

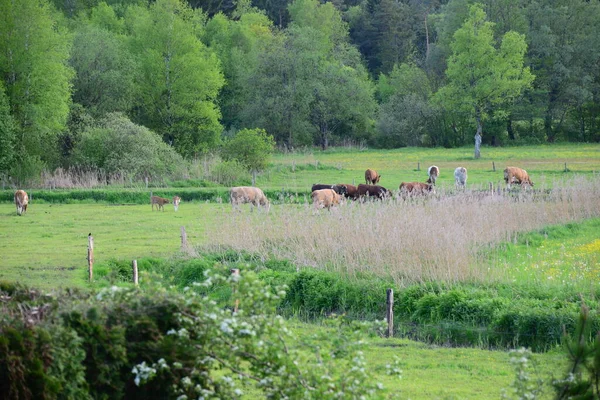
xmin=454 ymin=167 xmax=468 ymax=189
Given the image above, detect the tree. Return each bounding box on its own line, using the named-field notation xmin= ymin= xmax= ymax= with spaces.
xmin=126 ymin=0 xmax=224 ymax=158
xmin=0 ymin=0 xmax=73 ymax=175
xmin=221 ymin=128 xmax=275 ymax=185
xmin=435 ymin=4 xmax=534 ymax=157
xmin=0 ymin=83 xmax=17 ymax=177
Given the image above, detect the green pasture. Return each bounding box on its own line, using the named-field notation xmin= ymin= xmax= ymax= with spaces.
xmin=260 ymin=143 xmax=600 ymax=191
xmin=289 ymin=322 xmax=566 ymax=400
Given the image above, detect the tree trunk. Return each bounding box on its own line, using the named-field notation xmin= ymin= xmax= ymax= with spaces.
xmin=507 ymin=115 xmax=515 ymax=141
xmin=252 ymin=170 xmax=257 ymax=186
xmin=474 ymin=111 xmax=482 ymax=159
xmin=320 ymin=122 xmax=328 ymax=151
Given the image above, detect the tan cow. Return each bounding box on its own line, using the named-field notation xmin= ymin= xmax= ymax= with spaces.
xmin=151 ymin=195 xmax=171 ymax=211
xmin=173 ymin=196 xmax=181 ymax=211
xmin=311 ymin=188 xmax=342 ymax=210
xmin=230 ymin=186 xmax=270 ymax=211
xmin=427 ymin=166 xmax=440 ymax=185
xmin=399 ymin=182 xmax=434 ymax=196
xmin=14 ymin=190 xmax=29 ymax=216
xmin=504 ymin=167 xmax=533 ymax=189
xmin=365 ymin=169 xmax=381 ymax=185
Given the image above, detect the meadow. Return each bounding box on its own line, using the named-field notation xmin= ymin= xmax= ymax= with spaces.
xmin=1 ymin=144 xmax=599 ymax=398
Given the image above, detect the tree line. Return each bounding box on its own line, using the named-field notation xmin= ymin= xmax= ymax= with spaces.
xmin=1 ymin=0 xmax=599 ymax=181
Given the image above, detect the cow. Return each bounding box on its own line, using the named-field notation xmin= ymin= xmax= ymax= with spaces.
xmin=337 ymin=184 xmax=358 ymax=200
xmin=230 ymin=186 xmax=270 ymax=211
xmin=454 ymin=167 xmax=468 ymax=189
xmin=427 ymin=166 xmax=440 ymax=185
xmin=311 ymin=189 xmax=342 ymax=210
xmin=173 ymin=196 xmax=181 ymax=211
xmin=365 ymin=169 xmax=381 ymax=185
xmin=14 ymin=190 xmax=28 ymax=216
xmin=311 ymin=184 xmax=347 ymax=196
xmin=504 ymin=167 xmax=533 ymax=189
xmin=151 ymin=195 xmax=171 ymax=211
xmin=356 ymin=184 xmax=392 ymax=200
xmin=399 ymin=182 xmax=434 ymax=196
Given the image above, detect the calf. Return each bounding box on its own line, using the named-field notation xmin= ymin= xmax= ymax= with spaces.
xmin=427 ymin=166 xmax=440 ymax=185
xmin=151 ymin=195 xmax=171 ymax=211
xmin=173 ymin=196 xmax=181 ymax=211
xmin=230 ymin=186 xmax=270 ymax=211
xmin=357 ymin=184 xmax=392 ymax=200
xmin=337 ymin=184 xmax=358 ymax=200
xmin=454 ymin=167 xmax=468 ymax=189
xmin=14 ymin=190 xmax=29 ymax=216
xmin=311 ymin=189 xmax=342 ymax=210
xmin=504 ymin=167 xmax=533 ymax=189
xmin=399 ymin=182 xmax=433 ymax=196
xmin=364 ymin=169 xmax=381 ymax=185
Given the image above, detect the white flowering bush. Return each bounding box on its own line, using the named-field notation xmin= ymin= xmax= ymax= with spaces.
xmin=501 ymin=347 xmax=543 ymax=400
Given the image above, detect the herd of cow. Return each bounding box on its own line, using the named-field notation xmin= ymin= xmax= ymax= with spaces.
xmin=11 ymin=166 xmax=533 ymax=215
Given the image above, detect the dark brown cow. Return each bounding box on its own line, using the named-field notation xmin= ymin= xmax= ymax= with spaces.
xmin=399 ymin=182 xmax=434 ymax=196
xmin=357 ymin=184 xmax=392 ymax=200
xmin=337 ymin=184 xmax=358 ymax=200
xmin=14 ymin=190 xmax=29 ymax=216
xmin=364 ymin=169 xmax=381 ymax=185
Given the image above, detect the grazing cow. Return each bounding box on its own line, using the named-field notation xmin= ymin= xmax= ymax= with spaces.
xmin=337 ymin=184 xmax=358 ymax=200
xmin=311 ymin=184 xmax=347 ymax=196
xmin=173 ymin=196 xmax=181 ymax=211
xmin=365 ymin=169 xmax=381 ymax=185
xmin=311 ymin=189 xmax=342 ymax=210
xmin=504 ymin=167 xmax=533 ymax=189
xmin=399 ymin=182 xmax=434 ymax=196
xmin=427 ymin=166 xmax=440 ymax=185
xmin=356 ymin=184 xmax=392 ymax=200
xmin=454 ymin=167 xmax=468 ymax=189
xmin=151 ymin=195 xmax=171 ymax=211
xmin=230 ymin=186 xmax=270 ymax=211
xmin=14 ymin=190 xmax=29 ymax=216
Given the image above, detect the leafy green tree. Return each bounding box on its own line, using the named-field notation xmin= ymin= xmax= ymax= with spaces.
xmin=221 ymin=128 xmax=275 ymax=185
xmin=0 ymin=0 xmax=73 ymax=176
xmin=0 ymin=83 xmax=17 ymax=177
xmin=435 ymin=4 xmax=534 ymax=158
xmin=126 ymin=0 xmax=224 ymax=158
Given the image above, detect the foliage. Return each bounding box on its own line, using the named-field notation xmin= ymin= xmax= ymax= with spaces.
xmin=220 ymin=128 xmax=275 ymax=175
xmin=501 ymin=347 xmax=544 ymax=400
xmin=0 ymin=83 xmax=16 ymax=176
xmin=209 ymin=160 xmax=251 ymax=186
xmin=71 ymin=113 xmax=185 ymax=181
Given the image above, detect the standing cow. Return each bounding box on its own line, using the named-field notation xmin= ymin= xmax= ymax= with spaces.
xmin=364 ymin=169 xmax=381 ymax=185
xmin=454 ymin=167 xmax=468 ymax=189
xmin=173 ymin=196 xmax=181 ymax=211
xmin=311 ymin=189 xmax=342 ymax=210
xmin=357 ymin=184 xmax=392 ymax=200
xmin=399 ymin=182 xmax=434 ymax=197
xmin=337 ymin=184 xmax=358 ymax=200
xmin=504 ymin=167 xmax=533 ymax=189
xmin=427 ymin=166 xmax=439 ymax=185
xmin=14 ymin=190 xmax=29 ymax=216
xmin=151 ymin=195 xmax=172 ymax=211
xmin=230 ymin=186 xmax=270 ymax=211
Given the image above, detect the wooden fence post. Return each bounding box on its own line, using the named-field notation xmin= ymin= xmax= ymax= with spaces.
xmin=489 ymin=182 xmax=494 ymax=194
xmin=132 ymin=260 xmax=138 ymax=286
xmin=180 ymin=226 xmax=187 ymax=251
xmin=564 ymin=162 xmax=568 ymax=172
xmin=231 ymin=269 xmax=240 ymax=313
xmin=492 ymin=161 xmax=496 ymax=172
xmin=417 ymin=162 xmax=420 ymax=171
xmin=87 ymin=234 xmax=94 ymax=282
xmin=386 ymin=288 xmax=394 ymax=338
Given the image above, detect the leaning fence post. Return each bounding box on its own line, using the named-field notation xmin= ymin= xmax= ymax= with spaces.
xmin=87 ymin=234 xmax=94 ymax=282
xmin=132 ymin=260 xmax=139 ymax=286
xmin=231 ymin=268 xmax=240 ymax=313
xmin=180 ymin=226 xmax=187 ymax=251
xmin=386 ymin=288 xmax=394 ymax=338
xmin=492 ymin=161 xmax=496 ymax=172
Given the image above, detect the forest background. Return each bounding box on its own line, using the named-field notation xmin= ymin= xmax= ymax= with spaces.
xmin=1 ymin=0 xmax=599 ymax=185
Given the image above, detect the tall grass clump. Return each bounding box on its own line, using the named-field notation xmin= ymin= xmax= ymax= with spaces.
xmin=200 ymin=176 xmax=600 ymax=285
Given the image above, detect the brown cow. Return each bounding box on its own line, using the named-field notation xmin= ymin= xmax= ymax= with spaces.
xmin=230 ymin=186 xmax=270 ymax=211
xmin=14 ymin=190 xmax=29 ymax=216
xmin=427 ymin=166 xmax=440 ymax=185
xmin=399 ymin=182 xmax=434 ymax=196
xmin=357 ymin=184 xmax=392 ymax=200
xmin=504 ymin=167 xmax=533 ymax=189
xmin=311 ymin=184 xmax=347 ymax=196
xmin=337 ymin=184 xmax=358 ymax=200
xmin=365 ymin=169 xmax=381 ymax=185
xmin=151 ymin=195 xmax=171 ymax=211
xmin=311 ymin=189 xmax=342 ymax=210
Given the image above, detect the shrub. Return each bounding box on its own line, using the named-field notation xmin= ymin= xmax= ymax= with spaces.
xmin=208 ymin=160 xmax=250 ymax=186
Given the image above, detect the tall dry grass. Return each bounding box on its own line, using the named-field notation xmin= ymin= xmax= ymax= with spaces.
xmin=201 ymin=175 xmax=600 ymax=285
